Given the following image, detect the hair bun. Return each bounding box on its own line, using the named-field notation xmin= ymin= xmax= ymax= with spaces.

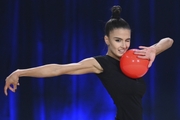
xmin=111 ymin=5 xmax=122 ymax=19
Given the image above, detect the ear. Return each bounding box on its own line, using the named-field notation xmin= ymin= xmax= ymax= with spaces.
xmin=104 ymin=35 xmax=110 ymax=46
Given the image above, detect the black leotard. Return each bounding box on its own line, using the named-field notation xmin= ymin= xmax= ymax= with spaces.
xmin=94 ymin=55 xmax=146 ymax=120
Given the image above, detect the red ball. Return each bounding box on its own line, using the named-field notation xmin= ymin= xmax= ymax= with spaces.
xmin=120 ymin=49 xmax=149 ymax=79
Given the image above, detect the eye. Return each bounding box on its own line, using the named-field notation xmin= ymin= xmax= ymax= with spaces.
xmin=126 ymin=39 xmax=131 ymax=42
xmin=115 ymin=39 xmax=121 ymax=42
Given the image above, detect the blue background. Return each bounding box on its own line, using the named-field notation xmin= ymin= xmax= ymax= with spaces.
xmin=0 ymin=0 xmax=179 ymax=120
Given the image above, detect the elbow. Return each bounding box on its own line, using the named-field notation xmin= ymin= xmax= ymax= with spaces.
xmin=51 ymin=64 xmax=62 ymax=76
xmin=43 ymin=64 xmax=62 ymax=77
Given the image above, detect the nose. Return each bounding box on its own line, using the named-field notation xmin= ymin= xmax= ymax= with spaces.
xmin=121 ymin=41 xmax=126 ymax=49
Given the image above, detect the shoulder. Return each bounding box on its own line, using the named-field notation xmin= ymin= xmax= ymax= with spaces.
xmin=93 ymin=55 xmax=109 ymax=62
xmin=80 ymin=55 xmax=107 ymax=63
xmin=79 ymin=57 xmax=103 ymax=74
xmin=93 ymin=55 xmax=110 ymax=68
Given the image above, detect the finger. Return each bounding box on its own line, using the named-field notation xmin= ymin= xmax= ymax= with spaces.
xmin=134 ymin=52 xmax=146 ymax=56
xmin=148 ymin=61 xmax=153 ymax=68
xmin=13 ymin=84 xmax=17 ymax=91
xmin=4 ymin=86 xmax=8 ymax=96
xmin=134 ymin=50 xmax=144 ymax=54
xmin=137 ymin=56 xmax=149 ymax=59
xmin=9 ymin=86 xmax=15 ymax=92
xmin=138 ymin=46 xmax=148 ymax=49
xmin=134 ymin=49 xmax=146 ymax=54
xmin=135 ymin=51 xmax=147 ymax=56
xmin=4 ymin=82 xmax=10 ymax=96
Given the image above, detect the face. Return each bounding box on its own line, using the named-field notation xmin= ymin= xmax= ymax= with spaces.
xmin=105 ymin=28 xmax=131 ymax=60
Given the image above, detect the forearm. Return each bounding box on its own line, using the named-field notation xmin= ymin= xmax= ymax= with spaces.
xmin=14 ymin=64 xmax=61 ymax=78
xmin=151 ymin=37 xmax=174 ymax=55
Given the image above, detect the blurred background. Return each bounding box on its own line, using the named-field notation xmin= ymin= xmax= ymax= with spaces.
xmin=0 ymin=0 xmax=179 ymax=120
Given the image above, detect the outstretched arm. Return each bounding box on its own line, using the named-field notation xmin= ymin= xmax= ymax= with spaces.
xmin=4 ymin=57 xmax=102 ymax=96
xmin=134 ymin=37 xmax=174 ymax=67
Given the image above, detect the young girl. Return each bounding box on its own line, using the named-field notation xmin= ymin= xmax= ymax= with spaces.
xmin=4 ymin=5 xmax=173 ymax=120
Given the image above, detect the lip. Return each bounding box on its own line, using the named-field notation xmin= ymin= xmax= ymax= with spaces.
xmin=118 ymin=49 xmax=126 ymax=54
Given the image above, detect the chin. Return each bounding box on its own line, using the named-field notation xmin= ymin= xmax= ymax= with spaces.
xmin=118 ymin=53 xmax=124 ymax=57
xmin=116 ymin=54 xmax=123 ymax=59
xmin=114 ymin=51 xmax=127 ymax=59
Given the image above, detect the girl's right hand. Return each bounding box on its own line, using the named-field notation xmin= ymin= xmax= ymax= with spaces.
xmin=4 ymin=70 xmax=20 ymax=96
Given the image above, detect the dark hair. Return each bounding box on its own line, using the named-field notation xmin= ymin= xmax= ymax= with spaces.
xmin=105 ymin=5 xmax=131 ymax=36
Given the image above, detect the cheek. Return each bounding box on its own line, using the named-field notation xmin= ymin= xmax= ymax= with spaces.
xmin=109 ymin=41 xmax=117 ymax=48
xmin=126 ymin=42 xmax=130 ymax=48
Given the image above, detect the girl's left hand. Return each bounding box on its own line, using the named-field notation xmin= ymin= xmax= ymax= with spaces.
xmin=134 ymin=46 xmax=156 ymax=68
